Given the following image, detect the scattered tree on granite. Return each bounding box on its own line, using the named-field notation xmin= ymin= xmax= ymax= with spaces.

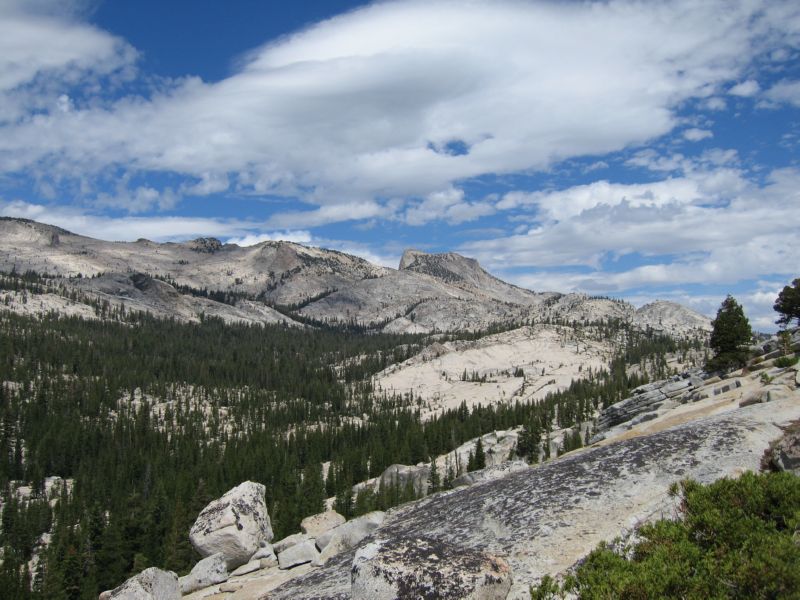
xmin=706 ymin=295 xmax=752 ymax=372
xmin=774 ymin=278 xmax=800 ymax=328
xmin=0 ymin=270 xmax=682 ymax=598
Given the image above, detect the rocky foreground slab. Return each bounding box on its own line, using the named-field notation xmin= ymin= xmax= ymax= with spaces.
xmin=267 ymin=390 xmax=800 ymax=599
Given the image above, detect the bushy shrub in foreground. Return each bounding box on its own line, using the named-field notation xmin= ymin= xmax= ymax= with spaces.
xmin=532 ymin=471 xmax=800 ymax=599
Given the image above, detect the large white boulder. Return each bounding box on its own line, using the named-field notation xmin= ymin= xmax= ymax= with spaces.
xmin=99 ymin=567 xmax=180 ymax=600
xmin=178 ymin=553 xmax=228 ymax=594
xmin=300 ymin=510 xmax=345 ymax=538
xmin=189 ymin=481 xmax=273 ymax=569
xmin=351 ymin=537 xmax=512 ymax=600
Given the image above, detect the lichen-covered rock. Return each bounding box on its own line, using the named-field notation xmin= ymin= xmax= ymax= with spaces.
xmin=179 ymin=553 xmax=228 ymax=594
xmin=452 ymin=460 xmax=528 ymax=488
xmin=189 ymin=481 xmax=273 ymax=569
xmin=301 ymin=510 xmax=346 ymax=538
xmin=100 ymin=567 xmax=180 ymax=600
xmin=351 ymin=537 xmax=512 ymax=600
xmin=278 ymin=540 xmax=320 ymax=569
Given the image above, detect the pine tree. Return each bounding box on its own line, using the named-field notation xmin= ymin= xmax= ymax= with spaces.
xmin=707 ymin=296 xmax=752 ymax=372
xmin=473 ymin=437 xmax=486 ymax=470
xmin=427 ymin=457 xmax=440 ymax=494
xmin=774 ymin=278 xmax=800 ymax=328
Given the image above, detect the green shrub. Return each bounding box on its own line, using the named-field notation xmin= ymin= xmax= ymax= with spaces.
xmin=774 ymin=355 xmax=799 ymax=368
xmin=533 ymin=471 xmax=800 ymax=599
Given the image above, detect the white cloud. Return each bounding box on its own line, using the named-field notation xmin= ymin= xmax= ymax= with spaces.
xmin=463 ymin=167 xmax=800 ymax=293
xmin=1 ymin=0 xmax=798 ymax=219
xmin=728 ymin=79 xmax=760 ymax=97
xmin=764 ymin=79 xmax=800 ymax=107
xmin=0 ymin=198 xmax=265 ymax=242
xmin=703 ymin=97 xmax=727 ymax=110
xmin=683 ymin=128 xmax=713 ymax=141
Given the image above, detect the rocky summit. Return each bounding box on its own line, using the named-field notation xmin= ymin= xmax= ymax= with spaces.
xmin=0 ymin=217 xmax=710 ymax=335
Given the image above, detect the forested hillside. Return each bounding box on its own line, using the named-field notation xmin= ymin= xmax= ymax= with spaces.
xmin=0 ymin=269 xmax=701 ymax=599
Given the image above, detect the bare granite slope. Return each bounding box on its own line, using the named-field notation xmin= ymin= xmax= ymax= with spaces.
xmin=267 ymin=395 xmax=800 ymax=599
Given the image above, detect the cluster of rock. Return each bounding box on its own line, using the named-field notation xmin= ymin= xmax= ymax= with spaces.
xmin=594 ymin=328 xmax=800 ymax=441
xmin=100 ymin=481 xmax=385 ymax=599
xmin=594 ymin=370 xmax=707 ymax=435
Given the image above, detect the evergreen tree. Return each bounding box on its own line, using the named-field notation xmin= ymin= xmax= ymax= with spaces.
xmin=427 ymin=457 xmax=440 ymax=494
xmin=473 ymin=437 xmax=486 ymax=470
xmin=707 ymin=296 xmax=752 ymax=372
xmin=774 ymin=278 xmax=800 ymax=328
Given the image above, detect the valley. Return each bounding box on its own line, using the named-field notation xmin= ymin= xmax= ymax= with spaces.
xmin=1 ymin=218 xmax=797 ymax=600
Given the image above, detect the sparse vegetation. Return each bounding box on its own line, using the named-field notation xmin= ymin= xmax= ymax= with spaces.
xmin=774 ymin=278 xmax=800 ymax=328
xmin=531 ymin=471 xmax=800 ymax=599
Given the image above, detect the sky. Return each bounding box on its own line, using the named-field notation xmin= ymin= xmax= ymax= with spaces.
xmin=1 ymin=0 xmax=799 ymax=331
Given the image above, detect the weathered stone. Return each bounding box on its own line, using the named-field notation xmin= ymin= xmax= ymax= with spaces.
xmin=712 ymin=379 xmax=742 ymax=396
xmin=189 ymin=481 xmax=273 ymax=570
xmin=272 ymin=532 xmax=308 ymax=555
xmin=219 ymin=581 xmax=243 ymax=593
xmin=739 ymin=389 xmax=767 ymax=407
xmin=179 ymin=553 xmax=228 ymax=594
xmin=315 ymin=511 xmax=386 ymax=553
xmin=596 ymin=387 xmax=667 ymax=431
xmin=313 ymin=511 xmax=386 ymax=566
xmin=351 ymin=537 xmax=512 ymax=600
xmin=661 ymin=379 xmax=693 ymax=398
xmin=767 ymin=384 xmax=794 ymax=403
xmin=250 ymin=544 xmax=276 ymax=562
xmin=231 ymin=560 xmax=262 ymax=577
xmin=260 ymin=557 xmax=278 ymax=569
xmin=267 ymin=397 xmax=800 ymax=600
xmin=452 ymin=460 xmax=529 ymax=488
xmin=378 ymin=463 xmax=430 ymax=496
xmin=300 ymin=510 xmax=346 ymax=538
xmin=100 ymin=567 xmax=180 ymax=600
xmin=278 ymin=540 xmax=320 ymax=569
xmin=627 ymin=412 xmax=658 ymax=428
xmin=771 ymin=428 xmax=800 ymax=475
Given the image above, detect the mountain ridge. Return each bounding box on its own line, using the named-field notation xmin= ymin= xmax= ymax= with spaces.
xmin=0 ymin=217 xmax=710 ymax=335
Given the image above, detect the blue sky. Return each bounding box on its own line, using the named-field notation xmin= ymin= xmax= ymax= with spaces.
xmin=1 ymin=0 xmax=799 ymax=330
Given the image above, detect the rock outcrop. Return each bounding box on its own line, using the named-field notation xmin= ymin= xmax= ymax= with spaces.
xmin=0 ymin=218 xmax=711 ymax=335
xmin=99 ymin=567 xmax=180 ymax=600
xmin=278 ymin=540 xmax=320 ymax=569
xmin=266 ymin=394 xmax=800 ymax=599
xmin=769 ymin=426 xmax=800 ymax=475
xmin=301 ymin=510 xmax=346 ymax=538
xmin=314 ymin=511 xmax=386 ymax=566
xmin=178 ymin=553 xmax=228 ymax=594
xmin=188 ymin=481 xmax=273 ymax=569
xmin=351 ymin=537 xmax=513 ymax=600
xmin=595 ymin=369 xmax=706 ymax=435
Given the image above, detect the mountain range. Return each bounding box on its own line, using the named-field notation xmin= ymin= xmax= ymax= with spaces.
xmin=0 ymin=217 xmax=710 ymax=336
